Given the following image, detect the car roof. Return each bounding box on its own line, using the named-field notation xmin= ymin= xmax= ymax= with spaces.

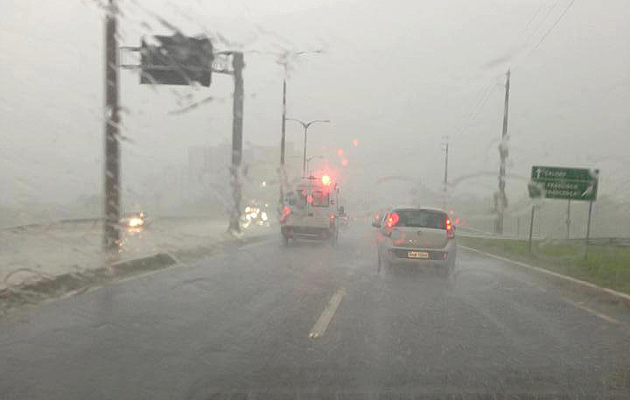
xmin=389 ymin=206 xmax=447 ymax=214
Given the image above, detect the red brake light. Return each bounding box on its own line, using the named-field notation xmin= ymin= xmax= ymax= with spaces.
xmin=386 ymin=212 xmax=399 ymax=230
xmin=321 ymin=175 xmax=331 ymax=186
xmin=281 ymin=206 xmax=291 ymax=221
xmin=446 ymin=217 xmax=455 ymax=239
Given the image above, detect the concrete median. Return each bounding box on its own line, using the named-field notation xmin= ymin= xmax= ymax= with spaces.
xmin=0 ymin=217 xmax=274 ymax=313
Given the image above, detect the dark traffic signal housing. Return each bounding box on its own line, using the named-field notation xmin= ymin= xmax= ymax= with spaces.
xmin=140 ymin=34 xmax=214 ymax=87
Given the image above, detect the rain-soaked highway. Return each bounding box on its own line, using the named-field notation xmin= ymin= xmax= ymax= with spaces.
xmin=1 ymin=224 xmax=630 ymax=399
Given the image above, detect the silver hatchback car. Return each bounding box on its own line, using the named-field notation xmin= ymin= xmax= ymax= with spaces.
xmin=374 ymin=207 xmax=457 ymax=275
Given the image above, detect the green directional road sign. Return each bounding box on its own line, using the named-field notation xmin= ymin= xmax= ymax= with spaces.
xmin=529 ymin=166 xmax=599 ymax=201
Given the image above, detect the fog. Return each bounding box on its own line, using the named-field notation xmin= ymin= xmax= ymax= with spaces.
xmin=1 ymin=0 xmax=629 ymax=230
xmin=3 ymin=3 xmax=630 ymax=397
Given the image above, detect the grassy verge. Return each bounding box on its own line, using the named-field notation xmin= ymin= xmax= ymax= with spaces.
xmin=459 ymin=236 xmax=630 ymax=295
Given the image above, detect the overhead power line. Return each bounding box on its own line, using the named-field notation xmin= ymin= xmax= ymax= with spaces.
xmin=523 ymin=0 xmax=560 ymax=48
xmin=531 ymin=0 xmax=579 ymax=51
xmin=519 ymin=0 xmax=545 ymax=39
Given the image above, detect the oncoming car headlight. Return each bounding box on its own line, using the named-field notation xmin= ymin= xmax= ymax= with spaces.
xmin=128 ymin=217 xmax=144 ymax=227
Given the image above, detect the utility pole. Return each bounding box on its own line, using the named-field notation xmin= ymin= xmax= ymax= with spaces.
xmin=104 ymin=0 xmax=120 ymax=250
xmin=528 ymin=205 xmax=535 ymax=253
xmin=496 ymin=69 xmax=511 ymax=235
xmin=278 ymin=66 xmax=288 ymax=209
xmin=280 ymin=69 xmax=287 ymax=165
xmin=441 ymin=138 xmax=449 ymax=210
xmin=228 ymin=52 xmax=244 ymax=234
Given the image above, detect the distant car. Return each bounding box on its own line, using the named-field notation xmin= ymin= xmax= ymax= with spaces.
xmin=373 ymin=207 xmax=456 ymax=276
xmin=241 ymin=203 xmax=270 ymax=228
xmin=120 ymin=211 xmax=148 ymax=229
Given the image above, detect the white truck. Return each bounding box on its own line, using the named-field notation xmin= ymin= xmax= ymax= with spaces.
xmin=280 ymin=175 xmax=340 ymax=245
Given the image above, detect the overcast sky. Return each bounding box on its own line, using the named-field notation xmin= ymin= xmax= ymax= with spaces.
xmin=1 ymin=0 xmax=629 ymax=206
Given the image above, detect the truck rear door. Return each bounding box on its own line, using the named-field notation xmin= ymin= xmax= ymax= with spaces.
xmin=307 ymin=189 xmax=332 ymax=228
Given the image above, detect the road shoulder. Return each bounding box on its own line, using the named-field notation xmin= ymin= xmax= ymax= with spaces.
xmin=460 ymin=244 xmax=630 ymax=310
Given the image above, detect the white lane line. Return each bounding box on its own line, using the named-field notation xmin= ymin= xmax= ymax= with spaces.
xmin=309 ymin=288 xmax=346 ymax=339
xmin=561 ymin=297 xmax=621 ymax=326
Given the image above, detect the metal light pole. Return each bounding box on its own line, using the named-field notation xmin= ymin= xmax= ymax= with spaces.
xmin=277 ymin=50 xmax=323 ymax=166
xmin=286 ymin=118 xmax=330 ymax=177
xmin=276 ymin=50 xmax=322 ymax=211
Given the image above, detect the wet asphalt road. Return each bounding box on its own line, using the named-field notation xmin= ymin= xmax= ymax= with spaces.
xmin=1 ymin=225 xmax=630 ymax=399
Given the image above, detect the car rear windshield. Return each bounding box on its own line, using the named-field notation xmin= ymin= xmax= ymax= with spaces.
xmin=393 ymin=209 xmax=446 ymax=229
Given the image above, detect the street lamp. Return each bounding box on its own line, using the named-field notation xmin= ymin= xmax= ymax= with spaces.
xmin=286 ymin=118 xmax=330 ymax=176
xmin=306 ymin=155 xmax=325 ymax=176
xmin=277 ymin=50 xmax=323 ymax=166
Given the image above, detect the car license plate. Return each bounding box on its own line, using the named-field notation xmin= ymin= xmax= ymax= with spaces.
xmin=408 ymin=251 xmax=429 ymax=259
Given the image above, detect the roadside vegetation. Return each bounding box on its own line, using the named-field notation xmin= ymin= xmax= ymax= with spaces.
xmin=459 ymin=236 xmax=630 ymax=295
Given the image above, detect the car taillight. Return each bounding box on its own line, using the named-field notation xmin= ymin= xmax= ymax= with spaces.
xmin=386 ymin=212 xmax=399 ymax=229
xmin=280 ymin=206 xmax=290 ymax=222
xmin=384 ymin=212 xmax=399 ymax=236
xmin=446 ymin=217 xmax=455 ymax=239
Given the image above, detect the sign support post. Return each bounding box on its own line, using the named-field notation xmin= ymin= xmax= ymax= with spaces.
xmin=566 ymin=200 xmax=571 ymax=239
xmin=584 ymin=200 xmax=593 ymax=260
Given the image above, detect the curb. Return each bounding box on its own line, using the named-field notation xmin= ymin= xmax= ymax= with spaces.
xmin=460 ymin=245 xmax=630 ymax=309
xmin=0 ymin=233 xmax=274 ymax=314
xmin=0 ymin=253 xmax=178 ymax=312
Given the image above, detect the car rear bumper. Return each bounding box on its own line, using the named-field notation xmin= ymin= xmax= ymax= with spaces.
xmin=384 ymin=245 xmax=456 ymax=267
xmin=282 ymin=226 xmax=334 ymax=240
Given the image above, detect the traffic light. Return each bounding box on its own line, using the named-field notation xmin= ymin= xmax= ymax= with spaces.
xmin=140 ymin=34 xmax=214 ymax=87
